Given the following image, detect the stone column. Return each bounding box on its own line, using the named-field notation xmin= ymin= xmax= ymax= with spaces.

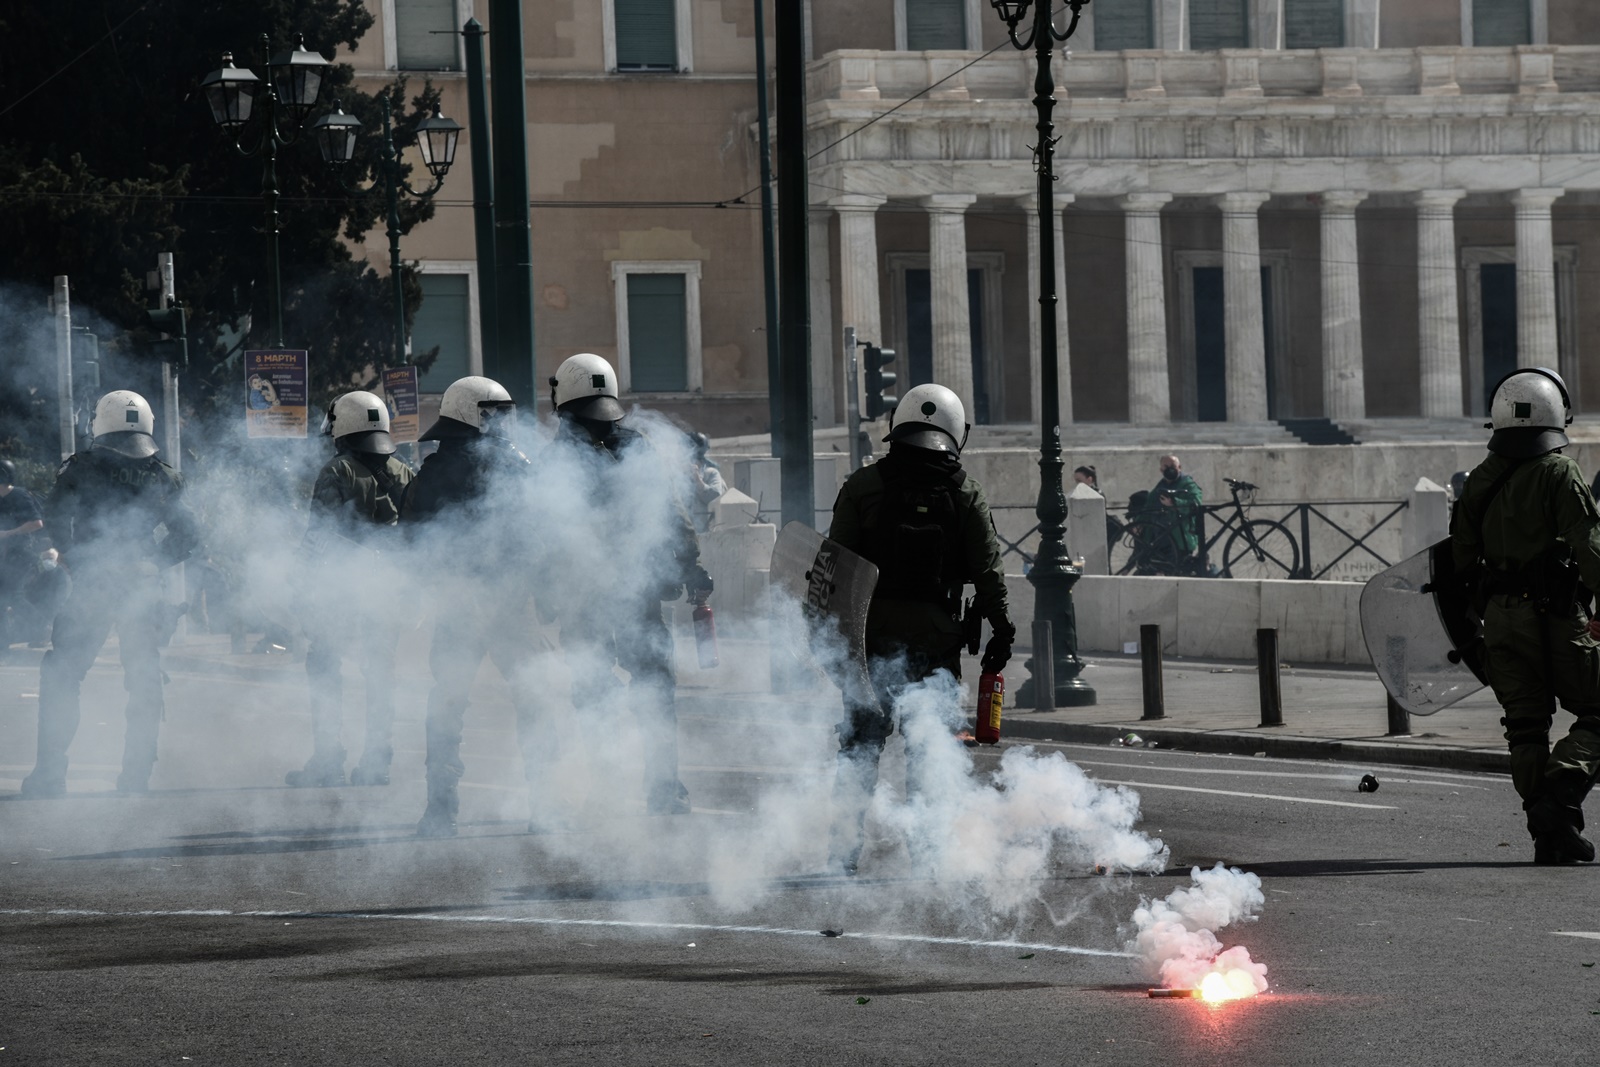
xmin=1016 ymin=193 xmax=1074 ymax=426
xmin=808 ymin=210 xmax=836 ymax=426
xmin=831 ymin=195 xmax=883 ymax=416
xmin=1512 ymin=188 xmax=1563 ymax=369
xmin=1319 ymin=190 xmax=1367 ymax=420
xmin=1119 ymin=193 xmax=1173 ymax=424
xmin=1414 ymin=189 xmax=1466 ymax=417
xmin=923 ymin=193 xmax=978 ymax=415
xmin=1217 ymin=191 xmax=1271 ymax=423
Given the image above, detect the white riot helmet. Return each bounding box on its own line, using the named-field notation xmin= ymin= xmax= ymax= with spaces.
xmin=423 ymin=375 xmax=515 ymax=441
xmin=885 ymin=383 xmax=969 ymax=454
xmin=1488 ymin=368 xmax=1572 ymax=458
xmin=324 ymin=390 xmax=395 ymax=455
xmin=90 ymin=390 xmax=159 ymax=459
xmin=550 ymin=352 xmax=624 ymax=423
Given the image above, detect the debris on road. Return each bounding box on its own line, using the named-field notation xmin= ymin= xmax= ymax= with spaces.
xmin=1148 ymin=988 xmax=1200 ymax=998
xmin=1358 ymin=775 xmax=1380 ymax=793
xmin=821 ymin=929 xmax=843 ymax=938
xmin=855 ymin=997 xmax=871 ymax=1005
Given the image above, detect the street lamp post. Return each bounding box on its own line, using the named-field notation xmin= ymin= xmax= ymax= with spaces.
xmin=990 ymin=0 xmax=1096 ymax=707
xmin=200 ymin=34 xmax=331 ymax=348
xmin=310 ymin=96 xmax=461 ymax=368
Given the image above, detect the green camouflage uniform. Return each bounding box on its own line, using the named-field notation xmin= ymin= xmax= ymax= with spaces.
xmin=1450 ymin=450 xmax=1600 ymax=808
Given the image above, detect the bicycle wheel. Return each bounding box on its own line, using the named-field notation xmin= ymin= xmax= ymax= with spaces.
xmin=1221 ymin=520 xmax=1300 ymax=580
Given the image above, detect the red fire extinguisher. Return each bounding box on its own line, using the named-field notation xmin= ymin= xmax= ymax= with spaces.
xmin=974 ymin=672 xmax=1004 ymax=745
xmin=692 ymin=596 xmax=719 ymax=670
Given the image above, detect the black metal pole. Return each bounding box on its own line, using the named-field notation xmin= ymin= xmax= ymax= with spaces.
xmin=1140 ymin=624 xmax=1165 ymax=721
xmin=489 ymin=0 xmax=535 ymax=404
xmin=1257 ymin=628 xmax=1284 ymax=726
xmin=258 ymin=35 xmax=285 ymax=348
xmin=381 ymin=96 xmax=406 ymax=367
xmin=754 ymin=0 xmax=783 ymax=457
xmin=1030 ymin=620 xmax=1055 ymax=712
xmin=1385 ymin=693 xmax=1411 ymax=736
xmin=1001 ymin=2 xmax=1094 ymax=708
xmin=774 ymin=0 xmax=813 ymax=526
xmin=463 ymin=18 xmax=500 ymax=382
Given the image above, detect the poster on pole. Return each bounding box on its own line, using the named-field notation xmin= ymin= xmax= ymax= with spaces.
xmin=244 ymin=349 xmax=309 ymax=438
xmin=382 ymin=365 xmax=420 ymax=444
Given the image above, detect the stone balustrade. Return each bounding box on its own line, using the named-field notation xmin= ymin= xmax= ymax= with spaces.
xmin=807 ymin=45 xmax=1600 ymax=104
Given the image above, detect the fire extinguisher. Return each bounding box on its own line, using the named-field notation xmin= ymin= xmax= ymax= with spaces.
xmin=974 ymin=672 xmax=1004 ymax=745
xmin=692 ymin=595 xmax=719 ymax=670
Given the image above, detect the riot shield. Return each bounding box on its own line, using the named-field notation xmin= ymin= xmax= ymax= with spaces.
xmin=769 ymin=522 xmax=879 ymax=701
xmin=1360 ymin=537 xmax=1488 ymax=716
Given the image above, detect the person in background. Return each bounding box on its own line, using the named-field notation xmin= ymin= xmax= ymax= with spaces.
xmin=1072 ymin=464 xmax=1122 ymax=556
xmin=21 ymin=391 xmax=199 ymax=797
xmin=286 ymin=391 xmax=414 ymax=789
xmin=1151 ymin=454 xmax=1204 ymax=564
xmin=0 ymin=459 xmax=45 ymax=654
xmin=689 ymin=432 xmax=728 ymax=533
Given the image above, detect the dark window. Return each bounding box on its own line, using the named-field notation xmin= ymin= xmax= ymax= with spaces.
xmin=413 ymin=273 xmax=471 ymax=394
xmin=1190 ymin=0 xmax=1250 ymax=50
xmin=906 ymin=268 xmax=933 ymax=389
xmin=627 ymin=273 xmax=689 ymax=391
xmin=906 ymin=0 xmax=967 ymax=50
xmin=616 ymin=0 xmax=678 ymax=70
xmin=395 ymin=0 xmax=459 ymax=71
xmin=1094 ymin=0 xmax=1155 ymax=49
xmin=1194 ymin=267 xmax=1226 ymax=421
xmin=1480 ymin=264 xmax=1518 ymax=410
xmin=1472 ymin=1 xmax=1530 ymax=47
xmin=1285 ymin=0 xmax=1344 ymax=49
xmin=968 ymin=268 xmax=989 ymax=424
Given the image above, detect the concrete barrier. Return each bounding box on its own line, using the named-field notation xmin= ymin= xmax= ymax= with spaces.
xmin=1005 ymin=573 xmax=1370 ymax=666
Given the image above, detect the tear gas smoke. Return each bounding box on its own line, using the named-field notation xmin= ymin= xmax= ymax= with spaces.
xmin=4 ymin=294 xmax=1211 ymax=974
xmin=1129 ymin=863 xmax=1269 ymax=1000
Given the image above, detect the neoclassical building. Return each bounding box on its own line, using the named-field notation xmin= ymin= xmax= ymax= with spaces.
xmin=353 ymin=1 xmax=1600 ymax=433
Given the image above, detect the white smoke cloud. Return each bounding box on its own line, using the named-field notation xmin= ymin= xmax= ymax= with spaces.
xmin=1129 ymin=863 xmax=1270 ymax=996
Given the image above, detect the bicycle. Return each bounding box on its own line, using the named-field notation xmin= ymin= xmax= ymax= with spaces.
xmin=1116 ymin=477 xmax=1301 ymax=580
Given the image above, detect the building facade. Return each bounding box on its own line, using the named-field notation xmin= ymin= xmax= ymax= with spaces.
xmin=349 ymin=1 xmax=1600 ymax=433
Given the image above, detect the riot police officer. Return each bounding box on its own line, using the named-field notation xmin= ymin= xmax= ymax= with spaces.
xmin=545 ymin=353 xmax=709 ymax=816
xmin=21 ymin=391 xmax=199 ymax=797
xmin=825 ymin=383 xmax=1015 ymax=874
xmin=402 ymin=376 xmax=544 ymax=837
xmin=1451 ymin=368 xmax=1600 ymax=864
xmin=287 ymin=390 xmax=414 ymax=789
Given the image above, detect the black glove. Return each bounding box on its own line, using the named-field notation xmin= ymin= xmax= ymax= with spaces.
xmin=685 ymin=564 xmax=714 ymax=601
xmin=980 ymin=621 xmax=1015 ymax=674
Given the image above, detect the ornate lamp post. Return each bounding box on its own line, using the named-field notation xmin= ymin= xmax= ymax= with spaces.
xmin=990 ymin=0 xmax=1096 ymax=707
xmin=310 ymin=96 xmax=462 ymax=368
xmin=200 ymin=34 xmax=331 ymax=347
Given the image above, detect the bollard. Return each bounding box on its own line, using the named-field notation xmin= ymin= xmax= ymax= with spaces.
xmin=1140 ymin=624 xmax=1165 ymax=721
xmin=1257 ymin=628 xmax=1284 ymax=727
xmin=1031 ymin=619 xmax=1055 ymax=712
xmin=1385 ymin=693 xmax=1411 ymax=737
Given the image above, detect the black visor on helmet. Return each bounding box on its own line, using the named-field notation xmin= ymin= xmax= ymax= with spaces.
xmin=94 ymin=431 xmax=160 ymax=459
xmin=559 ymin=394 xmax=625 ymax=423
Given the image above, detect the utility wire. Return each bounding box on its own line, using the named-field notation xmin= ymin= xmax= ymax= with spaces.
xmin=0 ymin=0 xmax=156 ymax=122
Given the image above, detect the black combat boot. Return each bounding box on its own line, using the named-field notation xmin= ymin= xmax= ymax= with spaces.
xmin=285 ymin=750 xmax=346 ymax=789
xmin=348 ymin=746 xmax=392 ymax=787
xmin=1529 ymin=773 xmax=1595 ymax=864
xmin=417 ymin=780 xmax=459 ymax=838
xmin=645 ymin=779 xmax=691 ymax=816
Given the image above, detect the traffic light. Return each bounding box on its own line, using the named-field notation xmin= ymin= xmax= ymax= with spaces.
xmin=144 ymin=305 xmax=187 ymax=368
xmin=863 ymin=343 xmax=897 ymax=419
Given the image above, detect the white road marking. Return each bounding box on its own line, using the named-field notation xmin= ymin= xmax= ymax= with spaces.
xmin=1018 ymin=739 xmax=1497 ymax=783
xmin=0 ymin=907 xmax=1136 ymax=959
xmin=1089 ymin=778 xmax=1396 ymax=810
xmin=1553 ymin=931 xmax=1600 ymax=941
xmin=1066 ymin=758 xmax=1486 ymax=790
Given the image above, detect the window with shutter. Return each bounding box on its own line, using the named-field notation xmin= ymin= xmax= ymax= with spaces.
xmin=616 ymin=0 xmax=679 ymax=70
xmin=1093 ymin=0 xmax=1155 ymax=50
xmin=626 ymin=273 xmax=689 ymax=391
xmin=412 ymin=273 xmax=472 ymax=394
xmin=1284 ymin=0 xmax=1344 ymax=49
xmin=1472 ymin=0 xmax=1530 ymax=46
xmin=906 ymin=0 xmax=967 ymax=50
xmin=395 ymin=0 xmax=459 ymax=71
xmin=1189 ymin=0 xmax=1249 ymax=50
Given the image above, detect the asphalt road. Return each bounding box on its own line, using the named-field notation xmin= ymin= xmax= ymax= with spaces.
xmin=2 ymin=651 xmax=1598 ymax=1065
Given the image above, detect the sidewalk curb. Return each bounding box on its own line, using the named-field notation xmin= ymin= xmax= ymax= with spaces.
xmin=1002 ymin=718 xmax=1510 ymax=775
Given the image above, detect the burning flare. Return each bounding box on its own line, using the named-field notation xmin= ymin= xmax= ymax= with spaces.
xmin=1131 ymin=864 xmax=1270 ymax=1002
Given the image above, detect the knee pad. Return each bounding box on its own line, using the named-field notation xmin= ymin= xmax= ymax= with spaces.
xmin=1501 ymin=714 xmax=1553 ymax=749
